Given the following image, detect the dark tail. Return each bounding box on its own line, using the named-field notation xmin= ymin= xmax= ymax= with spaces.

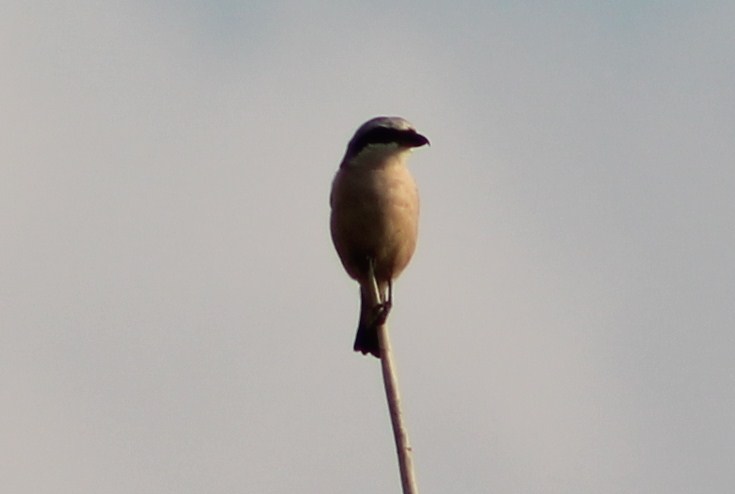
xmin=353 ymin=285 xmax=381 ymax=358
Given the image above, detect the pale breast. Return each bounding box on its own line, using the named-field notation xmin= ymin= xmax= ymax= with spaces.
xmin=330 ymin=160 xmax=419 ymax=283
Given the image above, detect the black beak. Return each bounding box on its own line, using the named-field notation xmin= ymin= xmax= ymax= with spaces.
xmin=405 ymin=131 xmax=430 ymax=148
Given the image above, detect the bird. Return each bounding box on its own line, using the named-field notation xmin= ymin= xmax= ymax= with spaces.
xmin=330 ymin=116 xmax=429 ymax=358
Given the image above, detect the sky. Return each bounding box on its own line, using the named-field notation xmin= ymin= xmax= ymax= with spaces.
xmin=2 ymin=1 xmax=734 ymax=493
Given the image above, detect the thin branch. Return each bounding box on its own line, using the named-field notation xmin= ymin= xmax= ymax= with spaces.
xmin=366 ymin=272 xmax=419 ymax=494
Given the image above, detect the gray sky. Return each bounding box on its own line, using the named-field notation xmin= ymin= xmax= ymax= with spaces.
xmin=3 ymin=1 xmax=734 ymax=492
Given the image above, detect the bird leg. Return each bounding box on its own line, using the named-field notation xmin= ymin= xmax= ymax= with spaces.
xmin=368 ymin=258 xmax=392 ymax=326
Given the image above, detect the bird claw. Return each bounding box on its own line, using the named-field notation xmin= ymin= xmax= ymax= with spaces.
xmin=371 ymin=301 xmax=393 ymax=327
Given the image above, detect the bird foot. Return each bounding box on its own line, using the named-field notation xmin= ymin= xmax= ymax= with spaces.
xmin=371 ymin=301 xmax=392 ymax=327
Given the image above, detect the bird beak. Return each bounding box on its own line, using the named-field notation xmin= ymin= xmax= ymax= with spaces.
xmin=407 ymin=132 xmax=430 ymax=148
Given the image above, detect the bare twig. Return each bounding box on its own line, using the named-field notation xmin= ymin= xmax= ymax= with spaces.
xmin=366 ymin=270 xmax=419 ymax=494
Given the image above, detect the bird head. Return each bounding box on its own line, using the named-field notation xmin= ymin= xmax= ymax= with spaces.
xmin=342 ymin=116 xmax=430 ymax=166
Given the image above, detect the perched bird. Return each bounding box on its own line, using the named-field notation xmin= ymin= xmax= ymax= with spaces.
xmin=330 ymin=117 xmax=429 ymax=358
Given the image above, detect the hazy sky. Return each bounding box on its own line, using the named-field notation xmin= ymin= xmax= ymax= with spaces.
xmin=3 ymin=2 xmax=734 ymax=493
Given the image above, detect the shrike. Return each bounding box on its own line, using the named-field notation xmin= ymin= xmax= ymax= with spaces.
xmin=330 ymin=117 xmax=429 ymax=358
